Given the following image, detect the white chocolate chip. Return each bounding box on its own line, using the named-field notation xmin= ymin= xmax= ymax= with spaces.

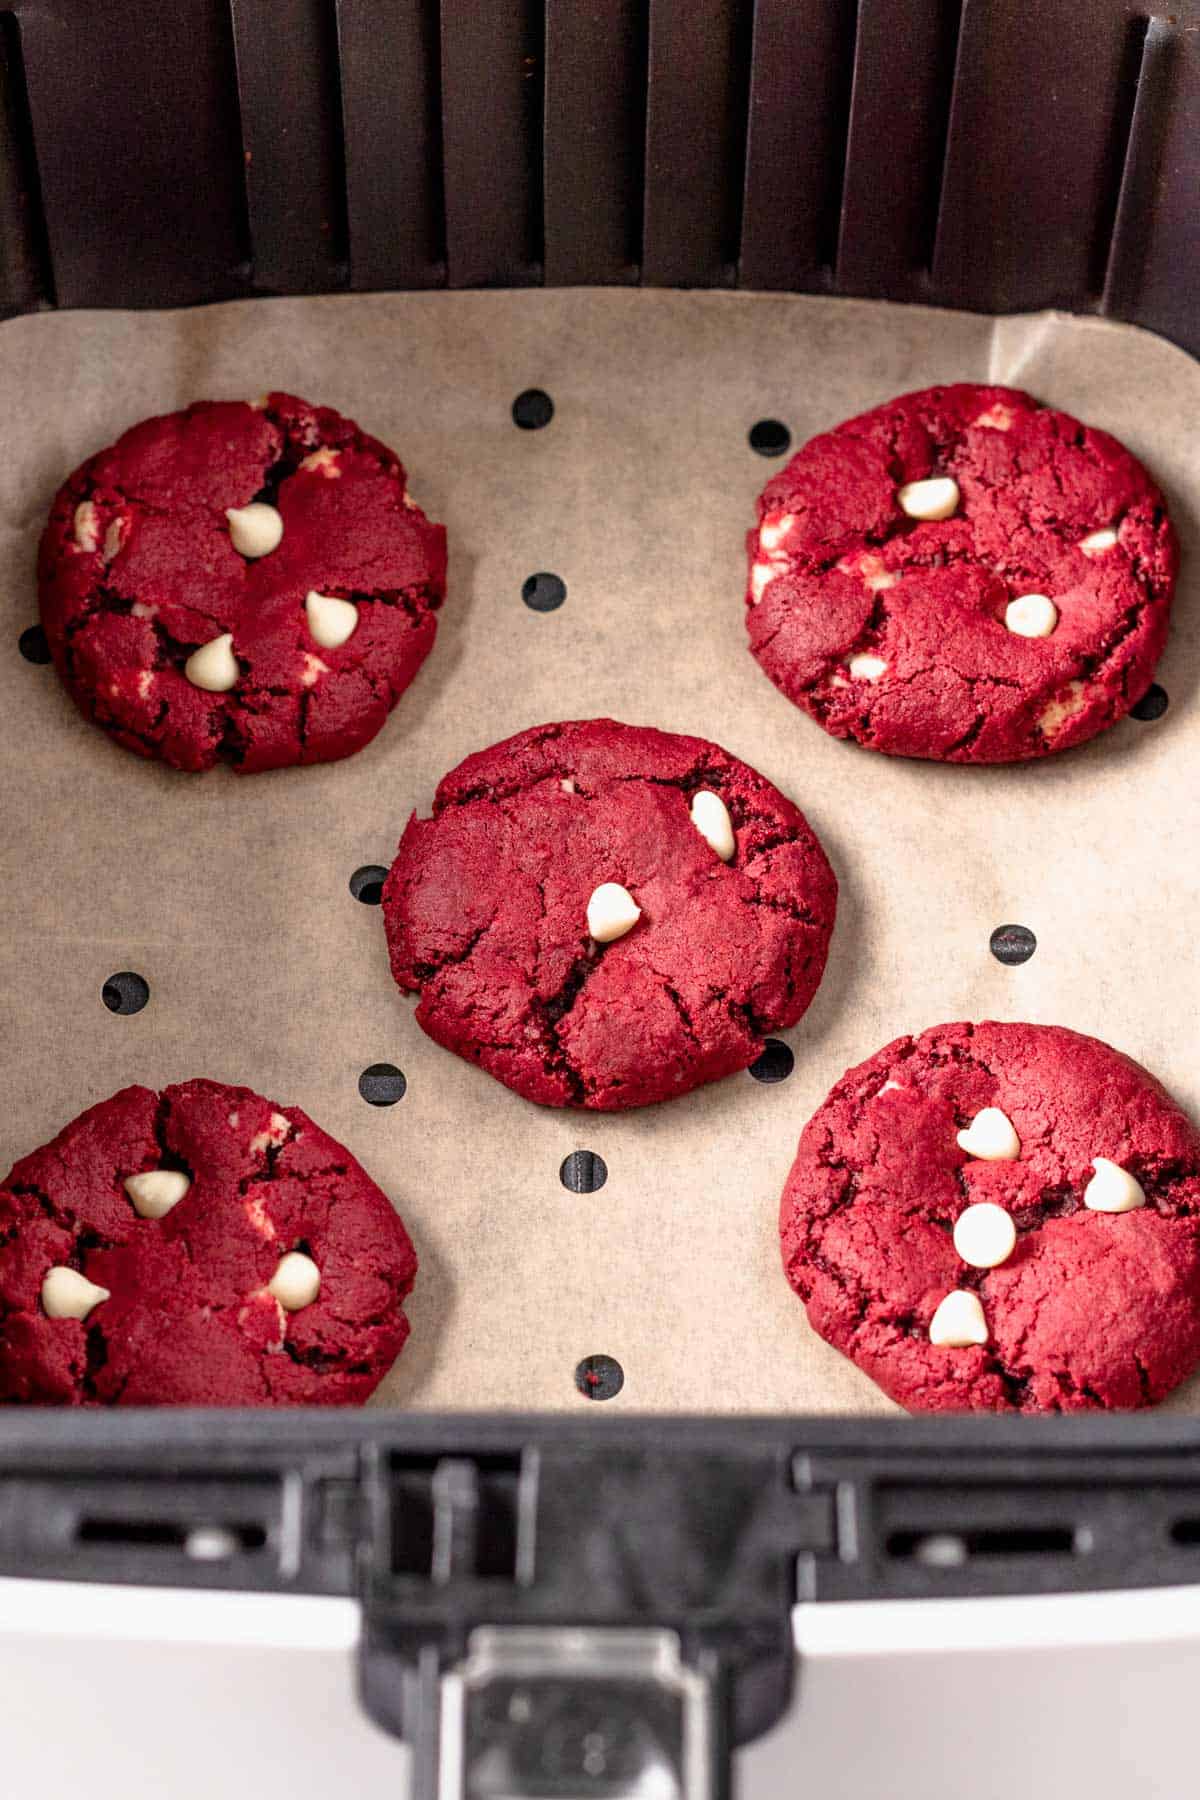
xmin=302 ymin=652 xmax=329 ymax=686
xmin=131 ymin=601 xmax=157 ymax=619
xmin=1083 ymin=1157 xmax=1146 ymax=1214
xmin=227 ymin=1111 xmax=239 ymax=1128
xmin=897 ymin=476 xmax=960 ymax=521
xmin=124 ymin=1169 xmax=190 ymax=1220
xmin=1005 ymin=593 xmax=1059 ymax=639
xmin=759 ymin=513 xmax=794 ymax=552
xmin=245 ymin=1192 xmax=277 ymax=1240
xmin=237 ymin=1296 xmax=285 ymax=1342
xmin=848 ymin=653 xmax=887 ymax=681
xmin=750 ymin=559 xmax=783 ymax=604
xmin=956 ymin=1106 xmax=1020 ymax=1161
xmin=73 ymin=501 xmax=100 ymax=552
xmin=879 ymin=1080 xmax=901 ymax=1094
xmin=41 ymin=1266 xmax=110 ymax=1321
xmin=1080 ymin=526 xmax=1119 ymax=557
xmin=929 ymin=1289 xmax=989 ymax=1348
xmin=250 ymin=1112 xmax=291 ymax=1155
xmin=1039 ymin=679 xmax=1088 ymax=736
xmin=829 ymin=674 xmax=850 ymax=689
xmin=953 ymin=1201 xmax=1017 ymax=1269
xmin=103 ymin=517 xmax=124 ymax=563
xmin=268 ymin=1250 xmax=321 ymax=1312
xmin=689 ymin=790 xmax=735 ymax=861
xmin=836 ymin=553 xmax=897 ymax=593
xmin=305 ymin=589 xmax=358 ymax=649
xmin=560 ymin=777 xmax=576 ymax=794
xmin=587 ymin=882 xmax=641 ymax=943
xmin=184 ymin=632 xmax=239 ymax=692
xmin=299 ymin=448 xmax=341 ymax=478
xmin=858 ymin=553 xmax=899 ymax=594
xmin=972 ymin=403 xmax=1016 ymax=431
xmin=226 ymin=501 xmax=284 ymax=558
xmin=137 ymin=670 xmax=155 ymax=699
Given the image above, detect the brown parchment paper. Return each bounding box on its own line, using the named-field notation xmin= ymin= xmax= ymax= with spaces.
xmin=1 ymin=291 xmax=1198 ymax=1415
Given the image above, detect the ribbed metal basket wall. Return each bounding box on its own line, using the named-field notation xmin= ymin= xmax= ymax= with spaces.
xmin=0 ymin=0 xmax=1195 ymax=354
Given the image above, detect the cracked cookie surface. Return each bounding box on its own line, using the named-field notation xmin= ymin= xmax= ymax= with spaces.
xmin=780 ymin=1022 xmax=1200 ymax=1412
xmin=38 ymin=393 xmax=447 ymax=772
xmin=383 ymin=719 xmax=838 ymax=1110
xmin=746 ymin=384 xmax=1177 ymax=761
xmin=0 ymin=1080 xmax=417 ymax=1404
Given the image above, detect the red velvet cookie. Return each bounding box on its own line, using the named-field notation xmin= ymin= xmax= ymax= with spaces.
xmin=383 ymin=719 xmax=838 ymax=1109
xmin=0 ymin=1080 xmax=417 ymax=1405
xmin=780 ymin=1022 xmax=1200 ymax=1412
xmin=38 ymin=393 xmax=447 ymax=772
xmin=746 ymin=385 xmax=1177 ymax=761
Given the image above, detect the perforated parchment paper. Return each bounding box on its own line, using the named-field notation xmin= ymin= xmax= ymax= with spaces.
xmin=1 ymin=290 xmax=1198 ymax=1414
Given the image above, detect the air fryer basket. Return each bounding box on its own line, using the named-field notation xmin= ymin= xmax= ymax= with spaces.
xmin=0 ymin=0 xmax=1194 ymax=348
xmin=1 ymin=4 xmax=1199 ymax=1795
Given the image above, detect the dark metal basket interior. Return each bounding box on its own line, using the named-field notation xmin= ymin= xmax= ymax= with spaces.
xmin=0 ymin=0 xmax=1195 ymax=360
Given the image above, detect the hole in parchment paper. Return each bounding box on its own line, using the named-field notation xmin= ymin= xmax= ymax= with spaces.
xmin=560 ymin=1150 xmax=607 ymax=1194
xmin=1131 ymin=684 xmax=1168 ymax=722
xmin=522 ymin=572 xmax=567 ymax=613
xmin=749 ymin=419 xmax=791 ymax=457
xmin=512 ymin=388 xmax=554 ymax=430
xmin=575 ymin=1354 xmax=624 ymax=1401
xmin=349 ymin=864 xmax=388 ymax=905
xmin=19 ymin=624 xmax=50 ymax=663
xmin=102 ymin=971 xmax=150 ymax=1015
xmin=989 ymin=924 xmax=1036 ymax=966
xmin=359 ymin=1064 xmax=406 ymax=1106
xmin=749 ymin=1039 xmax=794 ymax=1084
